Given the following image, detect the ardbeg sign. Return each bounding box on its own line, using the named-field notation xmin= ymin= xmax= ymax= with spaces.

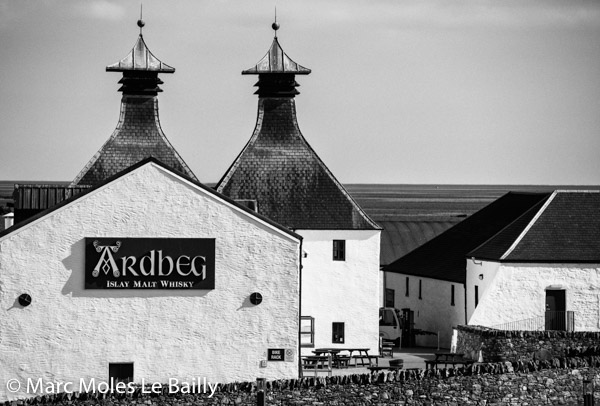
xmin=85 ymin=238 xmax=215 ymax=289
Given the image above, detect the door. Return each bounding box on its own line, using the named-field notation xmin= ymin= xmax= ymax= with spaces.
xmin=545 ymin=290 xmax=566 ymax=331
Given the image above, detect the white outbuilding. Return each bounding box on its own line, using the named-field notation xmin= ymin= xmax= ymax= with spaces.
xmin=466 ymin=190 xmax=600 ymax=331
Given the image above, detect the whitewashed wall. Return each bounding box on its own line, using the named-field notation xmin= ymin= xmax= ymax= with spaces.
xmin=299 ymin=230 xmax=380 ymax=355
xmin=0 ymin=163 xmax=301 ymax=401
xmin=465 ymin=259 xmax=501 ymax=323
xmin=384 ymin=273 xmax=465 ymax=348
xmin=468 ymin=261 xmax=600 ymax=330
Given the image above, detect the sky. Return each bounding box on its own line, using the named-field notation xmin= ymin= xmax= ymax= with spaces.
xmin=0 ymin=0 xmax=599 ymax=185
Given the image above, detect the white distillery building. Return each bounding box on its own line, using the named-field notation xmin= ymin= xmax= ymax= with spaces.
xmin=1 ymin=26 xmax=302 ymax=402
xmin=3 ymin=19 xmax=381 ymax=401
xmin=466 ymin=190 xmax=600 ymax=331
xmin=382 ymin=192 xmax=550 ymax=348
xmin=0 ymin=159 xmax=301 ymax=401
xmin=215 ymin=28 xmax=381 ymax=355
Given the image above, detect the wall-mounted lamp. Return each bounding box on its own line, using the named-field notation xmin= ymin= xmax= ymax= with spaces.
xmin=18 ymin=293 xmax=32 ymax=307
xmin=250 ymin=292 xmax=263 ymax=305
xmin=478 ymin=274 xmax=484 ymax=280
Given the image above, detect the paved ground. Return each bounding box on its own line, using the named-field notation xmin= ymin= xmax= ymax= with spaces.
xmin=303 ymin=347 xmax=440 ymax=378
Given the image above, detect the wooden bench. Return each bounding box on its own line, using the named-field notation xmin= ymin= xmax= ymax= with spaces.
xmin=352 ymin=354 xmax=379 ymax=367
xmin=333 ymin=355 xmax=350 ymax=369
xmin=301 ymin=355 xmax=332 ymax=377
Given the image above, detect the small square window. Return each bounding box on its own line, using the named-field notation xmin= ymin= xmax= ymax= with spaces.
xmin=109 ymin=363 xmax=133 ymax=383
xmin=333 ymin=240 xmax=345 ymax=261
xmin=332 ymin=322 xmax=345 ymax=343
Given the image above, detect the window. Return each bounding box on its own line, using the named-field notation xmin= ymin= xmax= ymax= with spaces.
xmin=475 ymin=285 xmax=479 ymax=308
xmin=451 ymin=285 xmax=455 ymax=306
xmin=300 ymin=316 xmax=315 ymax=347
xmin=333 ymin=240 xmax=345 ymax=261
xmin=379 ymin=308 xmax=397 ymax=327
xmin=109 ymin=363 xmax=133 ymax=383
xmin=385 ymin=288 xmax=395 ymax=308
xmin=332 ymin=322 xmax=345 ymax=343
xmin=405 ymin=277 xmax=409 ymax=297
xmin=419 ymin=280 xmax=422 ymax=300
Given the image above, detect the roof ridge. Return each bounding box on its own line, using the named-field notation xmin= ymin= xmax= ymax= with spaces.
xmin=500 ymin=190 xmax=558 ymax=260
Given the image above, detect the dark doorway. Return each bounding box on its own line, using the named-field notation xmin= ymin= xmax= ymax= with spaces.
xmin=401 ymin=308 xmax=415 ymax=348
xmin=545 ymin=290 xmax=566 ymax=331
xmin=109 ymin=363 xmax=134 ymax=383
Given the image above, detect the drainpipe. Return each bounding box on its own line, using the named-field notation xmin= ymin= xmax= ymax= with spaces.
xmin=382 ymin=266 xmax=386 ymax=307
xmin=297 ymin=236 xmax=303 ymax=378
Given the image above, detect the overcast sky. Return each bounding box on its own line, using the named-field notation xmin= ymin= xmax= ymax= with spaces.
xmin=1 ymin=0 xmax=599 ymax=185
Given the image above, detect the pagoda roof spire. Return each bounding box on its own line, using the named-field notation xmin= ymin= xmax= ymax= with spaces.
xmin=242 ymin=22 xmax=310 ymax=75
xmin=106 ymin=19 xmax=174 ymax=73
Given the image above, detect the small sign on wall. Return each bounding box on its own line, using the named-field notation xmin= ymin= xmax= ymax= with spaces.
xmin=267 ymin=349 xmax=285 ymax=361
xmin=267 ymin=348 xmax=294 ymax=362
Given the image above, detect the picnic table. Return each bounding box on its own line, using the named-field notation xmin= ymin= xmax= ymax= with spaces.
xmin=301 ymin=355 xmax=332 ymax=377
xmin=313 ymin=348 xmax=348 ymax=368
xmin=345 ymin=348 xmax=378 ymax=367
xmin=425 ymin=352 xmax=474 ymax=370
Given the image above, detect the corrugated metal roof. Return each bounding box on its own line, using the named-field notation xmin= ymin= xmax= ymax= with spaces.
xmin=378 ymin=220 xmax=457 ymax=266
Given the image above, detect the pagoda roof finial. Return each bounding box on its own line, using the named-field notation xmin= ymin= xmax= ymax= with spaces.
xmin=106 ymin=16 xmax=174 ymax=73
xmin=137 ymin=3 xmax=145 ymax=36
xmin=242 ymin=21 xmax=310 ymax=75
xmin=272 ymin=7 xmax=279 ymax=37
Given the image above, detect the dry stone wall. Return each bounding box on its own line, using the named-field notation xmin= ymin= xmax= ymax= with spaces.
xmin=5 ymin=358 xmax=600 ymax=405
xmin=458 ymin=325 xmax=600 ymax=362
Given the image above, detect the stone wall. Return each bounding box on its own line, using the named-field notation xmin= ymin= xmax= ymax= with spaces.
xmin=458 ymin=325 xmax=600 ymax=362
xmin=5 ymin=359 xmax=600 ymax=405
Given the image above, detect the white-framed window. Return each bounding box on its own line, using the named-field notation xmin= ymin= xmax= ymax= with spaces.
xmin=301 ymin=316 xmax=315 ymax=347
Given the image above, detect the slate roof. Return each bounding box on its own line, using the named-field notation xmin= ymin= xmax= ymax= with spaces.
xmin=382 ymin=192 xmax=550 ymax=283
xmin=71 ymin=95 xmax=196 ymax=186
xmin=217 ymin=34 xmax=378 ymax=230
xmin=469 ymin=191 xmax=600 ymax=262
xmin=72 ymin=31 xmax=196 ymax=187
xmin=216 ymin=98 xmax=379 ymax=230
